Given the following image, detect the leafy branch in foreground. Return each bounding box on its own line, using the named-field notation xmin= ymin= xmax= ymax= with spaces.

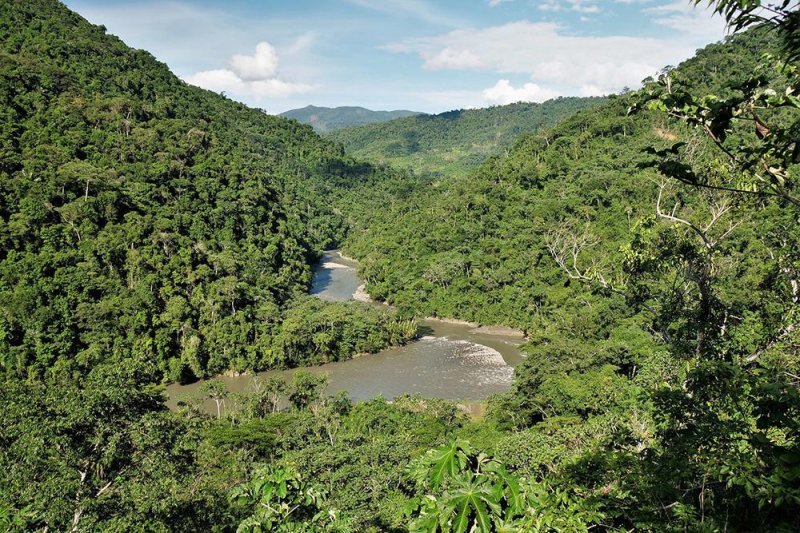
xmin=695 ymin=1 xmax=800 ymax=61
xmin=636 ymin=1 xmax=800 ymax=206
xmin=230 ymin=466 xmax=349 ymax=532
xmin=640 ymin=59 xmax=800 ymax=205
xmin=404 ymin=440 xmax=606 ymax=532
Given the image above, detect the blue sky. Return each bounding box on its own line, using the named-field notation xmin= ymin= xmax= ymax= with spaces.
xmin=64 ymin=0 xmax=728 ymax=114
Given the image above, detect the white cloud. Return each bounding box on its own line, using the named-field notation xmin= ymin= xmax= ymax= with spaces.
xmin=184 ymin=69 xmax=314 ymax=99
xmin=423 ymin=48 xmax=486 ymax=70
xmin=184 ymin=41 xmax=315 ymax=100
xmin=538 ymin=0 xmax=654 ymax=9
xmin=286 ymin=32 xmax=316 ymax=55
xmin=646 ymin=1 xmax=728 ymax=39
xmin=569 ymin=1 xmax=600 ymax=13
xmin=387 ymin=16 xmax=725 ymax=96
xmin=579 ymin=84 xmax=606 ymax=96
xmin=66 ymin=2 xmax=327 ymax=83
xmin=538 ymin=1 xmax=563 ymax=12
xmin=229 ymin=42 xmax=278 ymax=81
xmin=482 ymin=79 xmax=560 ymax=104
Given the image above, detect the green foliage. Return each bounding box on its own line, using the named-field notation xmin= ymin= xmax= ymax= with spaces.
xmin=281 ymin=105 xmax=421 ymax=133
xmin=328 ymin=98 xmax=605 ymax=177
xmin=0 ymin=359 xmax=227 ymax=530
xmin=0 ymin=0 xmax=398 ymax=381
xmin=409 ymin=439 xmax=473 ymax=491
xmin=201 ymin=378 xmax=229 ymax=418
xmin=336 ymin=26 xmax=800 ymax=531
xmin=216 ymin=395 xmax=466 ymax=530
xmin=272 ymin=297 xmax=418 ymax=368
xmin=405 ymin=440 xmax=606 ymax=532
xmin=289 ymin=370 xmax=327 ymax=410
xmin=621 ymin=15 xmax=800 ymax=529
xmin=696 ymin=1 xmax=800 ymax=61
xmin=239 ymin=375 xmax=289 ymax=417
xmin=639 ymin=47 xmax=800 ymax=205
xmin=230 ymin=465 xmax=349 ymax=532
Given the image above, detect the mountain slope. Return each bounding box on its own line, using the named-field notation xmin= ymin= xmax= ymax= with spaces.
xmin=280 ymin=105 xmax=421 ymax=133
xmin=335 ymin=27 xmax=800 ymax=529
xmin=0 ymin=0 xmax=402 ymax=381
xmin=342 ymin=29 xmax=783 ymax=337
xmin=328 ymin=97 xmax=605 ymax=176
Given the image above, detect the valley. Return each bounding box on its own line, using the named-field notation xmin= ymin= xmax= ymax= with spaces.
xmin=167 ymin=250 xmax=523 ymax=410
xmin=1 ymin=1 xmax=799 ymax=531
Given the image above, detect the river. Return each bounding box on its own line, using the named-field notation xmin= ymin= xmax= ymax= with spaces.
xmin=166 ymin=251 xmax=523 ymax=407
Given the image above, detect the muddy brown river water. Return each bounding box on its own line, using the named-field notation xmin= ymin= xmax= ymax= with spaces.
xmin=166 ymin=251 xmax=524 ymax=407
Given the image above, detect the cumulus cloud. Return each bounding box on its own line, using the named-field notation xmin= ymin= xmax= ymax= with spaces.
xmin=386 ymin=15 xmax=725 ymax=97
xmin=482 ymin=79 xmax=559 ymax=104
xmin=184 ymin=41 xmax=315 ymax=100
xmin=229 ymin=42 xmax=278 ymax=81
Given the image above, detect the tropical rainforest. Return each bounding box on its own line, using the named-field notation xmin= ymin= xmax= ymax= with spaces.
xmin=280 ymin=105 xmax=421 ymax=133
xmin=328 ymin=97 xmax=605 ymax=177
xmin=1 ymin=0 xmax=799 ymax=532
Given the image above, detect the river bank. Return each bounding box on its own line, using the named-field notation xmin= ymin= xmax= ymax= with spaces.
xmin=339 ymin=250 xmax=526 ymax=339
xmin=167 ymin=250 xmax=523 ymax=409
xmin=423 ymin=317 xmax=526 ymax=339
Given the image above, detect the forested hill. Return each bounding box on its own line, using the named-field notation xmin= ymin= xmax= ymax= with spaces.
xmin=2 ymin=0 xmax=800 ymax=530
xmin=339 ymin=25 xmax=800 ymax=529
xmin=327 ymin=97 xmax=605 ymax=176
xmin=0 ymin=0 xmax=405 ymax=382
xmin=342 ymin=28 xmax=782 ymax=331
xmin=280 ymin=105 xmax=422 ymax=132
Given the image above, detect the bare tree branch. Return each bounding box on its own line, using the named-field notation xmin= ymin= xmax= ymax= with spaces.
xmin=545 ymin=227 xmax=624 ymax=294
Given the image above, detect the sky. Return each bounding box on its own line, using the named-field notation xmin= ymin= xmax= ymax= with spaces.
xmin=64 ymin=0 xmax=729 ymax=114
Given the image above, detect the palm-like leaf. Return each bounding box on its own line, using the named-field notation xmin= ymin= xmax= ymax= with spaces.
xmin=440 ymin=473 xmax=501 ymax=533
xmin=409 ymin=439 xmax=471 ymax=490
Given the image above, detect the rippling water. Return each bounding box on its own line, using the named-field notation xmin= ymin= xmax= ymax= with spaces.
xmin=166 ymin=251 xmax=523 ymax=406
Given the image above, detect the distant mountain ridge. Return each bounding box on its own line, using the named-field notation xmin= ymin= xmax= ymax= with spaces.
xmin=280 ymin=105 xmax=422 ymax=133
xmin=327 ymin=97 xmax=606 ymax=176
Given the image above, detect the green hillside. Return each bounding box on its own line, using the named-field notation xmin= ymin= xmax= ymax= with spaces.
xmin=0 ymin=0 xmax=415 ymax=383
xmin=2 ymin=0 xmax=799 ymax=531
xmin=328 ymin=97 xmax=605 ymax=176
xmin=280 ymin=105 xmax=421 ymax=133
xmin=337 ymin=25 xmax=800 ymax=530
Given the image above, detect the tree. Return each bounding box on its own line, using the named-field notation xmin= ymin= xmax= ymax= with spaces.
xmin=0 ymin=360 xmax=218 ymax=530
xmin=697 ymin=1 xmax=800 ymax=60
xmin=640 ymin=1 xmax=800 ymax=206
xmin=201 ymin=378 xmax=228 ymax=419
xmin=310 ymin=390 xmax=351 ymax=446
xmin=288 ymin=371 xmax=327 ymax=410
xmin=242 ymin=375 xmax=287 ymax=417
xmin=629 ymin=3 xmax=800 ymax=527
